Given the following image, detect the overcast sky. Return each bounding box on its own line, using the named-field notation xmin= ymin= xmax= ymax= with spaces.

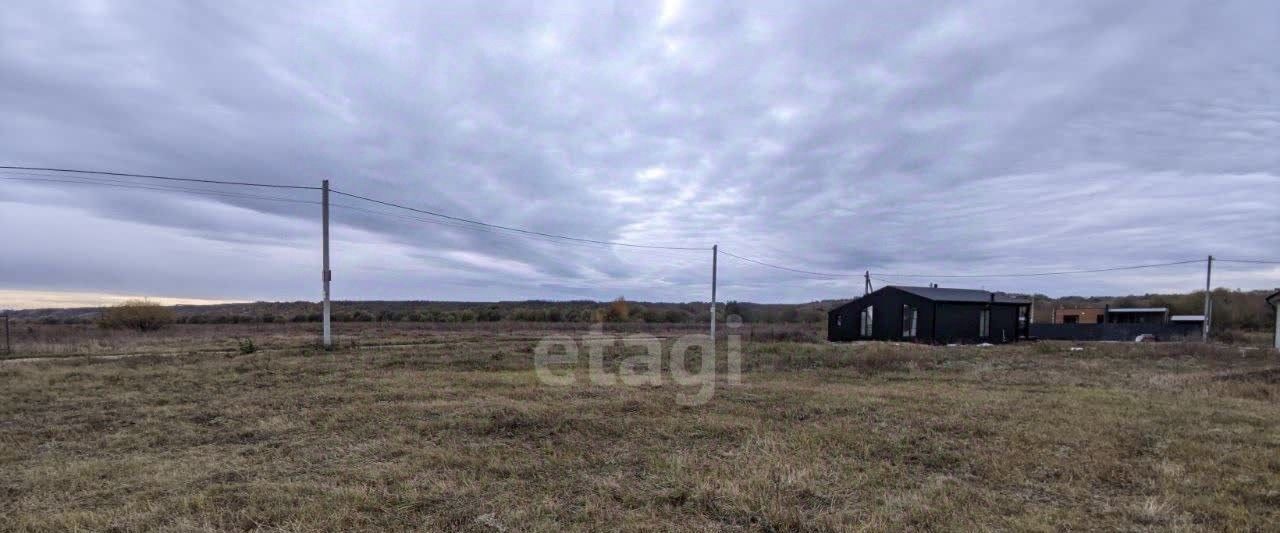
xmin=1 ymin=0 xmax=1278 ymax=308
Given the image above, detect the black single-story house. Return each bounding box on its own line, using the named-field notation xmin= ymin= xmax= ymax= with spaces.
xmin=827 ymin=285 xmax=1031 ymax=344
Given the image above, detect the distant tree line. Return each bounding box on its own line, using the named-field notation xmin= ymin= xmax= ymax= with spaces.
xmin=164 ymin=297 xmax=830 ymax=325
xmin=11 ymin=289 xmax=1275 ymax=332
xmin=1028 ymin=288 xmax=1275 ymax=332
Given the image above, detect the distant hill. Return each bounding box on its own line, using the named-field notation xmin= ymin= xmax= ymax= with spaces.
xmin=4 ymin=288 xmax=1274 ymax=330
xmin=2 ymin=299 xmax=829 ymax=325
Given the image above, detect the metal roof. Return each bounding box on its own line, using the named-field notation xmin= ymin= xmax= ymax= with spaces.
xmin=891 ymin=286 xmax=1029 ymax=304
xmin=1170 ymin=315 xmax=1205 ymax=321
xmin=1107 ymin=307 xmax=1168 ymax=313
xmin=1268 ymin=290 xmax=1280 ymax=306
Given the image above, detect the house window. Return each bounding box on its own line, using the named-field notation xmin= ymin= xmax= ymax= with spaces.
xmin=979 ymin=309 xmax=990 ymax=337
xmin=1062 ymin=315 xmax=1079 ymax=324
xmin=836 ymin=315 xmax=842 ymax=327
xmin=860 ymin=306 xmax=873 ymax=337
xmin=902 ymin=305 xmax=917 ymax=338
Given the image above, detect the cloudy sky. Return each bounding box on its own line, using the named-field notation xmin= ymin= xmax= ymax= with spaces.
xmin=1 ymin=0 xmax=1278 ymax=308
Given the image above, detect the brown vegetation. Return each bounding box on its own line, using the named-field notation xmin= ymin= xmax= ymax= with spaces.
xmin=9 ymin=287 xmax=1275 ymax=334
xmin=1 ymin=324 xmax=1278 ymax=530
xmin=95 ymin=299 xmax=175 ymax=332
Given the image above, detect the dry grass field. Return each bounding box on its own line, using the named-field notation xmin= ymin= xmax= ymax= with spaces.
xmin=2 ymin=324 xmax=1279 ymax=531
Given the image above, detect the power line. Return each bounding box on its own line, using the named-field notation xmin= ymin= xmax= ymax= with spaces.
xmin=329 ymin=188 xmax=708 ymax=251
xmin=0 ymin=165 xmax=319 ymax=190
xmin=896 ymin=259 xmax=1211 ymax=278
xmin=1217 ymin=258 xmax=1280 ymax=265
xmin=719 ymin=248 xmax=1207 ymax=279
xmin=332 ymin=203 xmax=711 ymax=268
xmin=0 ymin=174 xmax=320 ymax=206
xmin=3 ymin=171 xmax=703 ymax=260
xmin=872 ymin=259 xmax=1206 ymax=279
xmin=0 ymin=171 xmax=316 ymax=202
xmin=718 ymin=249 xmax=859 ymax=278
xmin=331 ymin=204 xmax=706 ymax=275
xmin=332 ymin=202 xmax=692 ymax=256
xmin=4 ymin=166 xmax=1270 ymax=280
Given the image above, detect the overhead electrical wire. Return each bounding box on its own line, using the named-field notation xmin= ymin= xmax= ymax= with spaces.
xmin=329 ymin=187 xmax=709 ymax=251
xmin=331 ymin=202 xmax=702 ymax=260
xmin=720 ymin=247 xmax=1207 ymax=280
xmin=1217 ymin=258 xmax=1280 ymax=265
xmin=718 ymin=249 xmax=860 ymax=279
xmin=1 ymin=167 xmax=703 ymax=258
xmin=340 ymin=204 xmax=695 ymax=258
xmin=331 ymin=205 xmax=705 ymax=279
xmin=4 ymin=164 xmax=1270 ymax=281
xmin=0 ymin=165 xmax=320 ymax=190
xmin=0 ymin=174 xmax=319 ymax=206
xmin=872 ymin=259 xmax=1207 ymax=279
xmin=871 ymin=276 xmax=896 ymax=286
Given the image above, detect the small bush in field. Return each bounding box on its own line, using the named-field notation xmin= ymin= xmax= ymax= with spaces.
xmin=97 ymin=300 xmax=174 ymax=332
xmin=238 ymin=338 xmax=256 ymax=354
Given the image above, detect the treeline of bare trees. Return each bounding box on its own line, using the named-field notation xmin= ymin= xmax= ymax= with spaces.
xmin=172 ymin=298 xmax=830 ymax=325
xmin=1030 ymin=288 xmax=1275 ymax=331
xmin=24 ymin=297 xmax=829 ymax=328
xmin=13 ymin=288 xmax=1275 ymax=332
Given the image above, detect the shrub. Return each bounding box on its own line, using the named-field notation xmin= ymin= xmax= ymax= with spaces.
xmin=98 ymin=300 xmax=175 ymax=332
xmin=605 ymin=297 xmax=630 ymax=322
xmin=237 ymin=338 xmax=257 ymax=355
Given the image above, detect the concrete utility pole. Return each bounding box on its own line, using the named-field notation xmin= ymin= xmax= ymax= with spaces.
xmin=322 ymin=179 xmax=332 ymax=349
xmin=1202 ymin=255 xmax=1213 ymax=343
xmin=710 ymin=244 xmax=718 ymax=341
xmin=864 ymin=271 xmax=871 ymax=296
xmin=4 ymin=314 xmax=9 ymax=356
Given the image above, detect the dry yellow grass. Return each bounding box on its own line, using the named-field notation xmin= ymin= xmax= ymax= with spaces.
xmin=1 ymin=328 xmax=1278 ymax=531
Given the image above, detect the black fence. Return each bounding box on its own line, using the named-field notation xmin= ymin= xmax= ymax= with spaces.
xmin=1029 ymin=323 xmax=1201 ymax=342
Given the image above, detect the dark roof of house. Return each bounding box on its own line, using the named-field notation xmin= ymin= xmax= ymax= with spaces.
xmin=1268 ymin=290 xmax=1280 ymax=307
xmin=892 ymin=285 xmax=1029 ymax=304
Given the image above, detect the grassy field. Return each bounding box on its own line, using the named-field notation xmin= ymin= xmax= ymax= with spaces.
xmin=2 ymin=325 xmax=1279 ymax=531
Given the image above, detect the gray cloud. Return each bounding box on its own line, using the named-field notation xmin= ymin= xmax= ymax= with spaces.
xmin=1 ymin=0 xmax=1278 ymax=306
